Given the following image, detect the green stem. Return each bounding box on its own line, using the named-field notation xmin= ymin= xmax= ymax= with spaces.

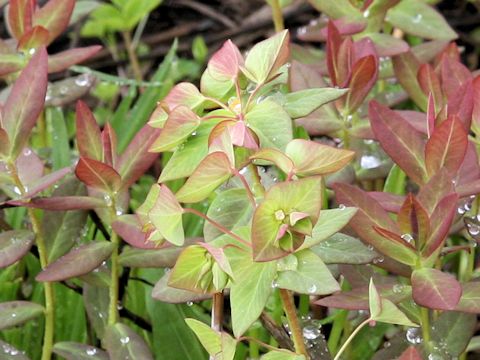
xmin=420 ymin=307 xmax=431 ymax=344
xmin=269 ymin=0 xmax=284 ymax=32
xmin=108 ymin=206 xmax=120 ymax=325
xmin=328 ymin=310 xmax=348 ymax=355
xmin=333 ymin=318 xmax=370 ymax=360
xmin=9 ymin=162 xmax=54 ymax=360
xmin=279 ymin=289 xmax=308 ymax=358
xmin=122 ymin=30 xmax=143 ymax=82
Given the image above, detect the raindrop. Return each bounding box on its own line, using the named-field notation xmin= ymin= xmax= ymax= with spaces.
xmin=383 ymin=341 xmax=391 ymax=348
xmin=373 ymin=256 xmax=384 ymax=264
xmin=28 ymin=48 xmax=36 ymax=55
xmin=23 ymin=148 xmax=32 ymax=156
xmin=401 ymin=233 xmax=414 ymax=243
xmin=363 ymin=9 xmax=370 ymax=18
xmin=191 ymin=131 xmax=197 ymax=136
xmin=120 ymin=336 xmax=130 ymax=345
xmin=285 ymin=62 xmax=291 ymax=68
xmin=86 ymin=348 xmax=97 ymax=356
xmin=13 ymin=186 xmax=22 ymax=195
xmin=406 ymin=327 xmax=422 ymax=344
xmin=271 ymin=280 xmax=279 ymax=288
xmin=392 ymin=284 xmax=404 ymax=293
xmin=308 ymin=284 xmax=317 ymax=294
xmin=297 ymin=27 xmax=307 ymax=35
xmin=428 ymin=354 xmax=443 ymax=360
xmin=303 ymin=325 xmax=320 ymax=340
xmin=11 ymin=313 xmax=16 ymax=318
xmin=75 ymin=74 xmax=92 ymax=87
xmin=360 ymin=155 xmax=382 ymax=169
xmin=413 ymin=13 xmax=423 ymax=23
xmin=338 ymin=204 xmax=346 ymax=210
xmin=367 ymin=245 xmax=375 ymax=251
xmin=103 ymin=194 xmax=113 ymax=206
xmin=186 ymin=301 xmax=194 ymax=307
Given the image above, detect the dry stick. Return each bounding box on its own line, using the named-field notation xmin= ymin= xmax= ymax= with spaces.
xmin=122 ymin=30 xmax=143 ymax=82
xmin=9 ymin=162 xmax=54 ymax=360
xmin=279 ymin=289 xmax=309 ymax=358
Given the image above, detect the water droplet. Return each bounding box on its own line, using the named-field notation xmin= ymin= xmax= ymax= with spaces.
xmin=103 ymin=194 xmax=113 ymax=206
xmin=338 ymin=204 xmax=346 ymax=210
xmin=373 ymin=256 xmax=384 ymax=264
xmin=285 ymin=62 xmax=291 ymax=68
xmin=13 ymin=186 xmax=22 ymax=195
xmin=86 ymin=347 xmax=97 ymax=356
xmin=303 ymin=325 xmax=320 ymax=340
xmin=406 ymin=327 xmax=422 ymax=344
xmin=11 ymin=313 xmax=16 ymax=318
xmin=393 ymin=284 xmax=404 ymax=293
xmin=401 ymin=233 xmax=414 ymax=243
xmin=23 ymin=148 xmax=32 ymax=156
xmin=308 ymin=284 xmax=317 ymax=294
xmin=363 ymin=9 xmax=370 ymax=18
xmin=428 ymin=354 xmax=443 ymax=360
xmin=383 ymin=341 xmax=391 ymax=348
xmin=297 ymin=26 xmax=307 ymax=35
xmin=367 ymin=245 xmax=375 ymax=251
xmin=28 ymin=48 xmax=36 ymax=55
xmin=186 ymin=301 xmax=194 ymax=306
xmin=271 ymin=280 xmax=279 ymax=288
xmin=191 ymin=131 xmax=197 ymax=136
xmin=360 ymin=155 xmax=382 ymax=169
xmin=413 ymin=13 xmax=423 ymax=23
xmin=120 ymin=336 xmax=130 ymax=345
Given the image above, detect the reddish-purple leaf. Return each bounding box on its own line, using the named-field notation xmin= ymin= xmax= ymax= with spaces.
xmin=112 ymin=215 xmax=157 ymax=249
xmin=446 ymin=80 xmax=474 ymax=131
xmin=326 ymin=21 xmax=346 ymax=86
xmin=427 ymin=93 xmax=436 ymax=137
xmin=369 ymin=101 xmax=427 ymax=185
xmin=75 ymin=157 xmax=121 ymax=193
xmin=7 ymin=0 xmax=34 ymax=40
xmin=9 ymin=196 xmax=107 ymax=210
xmin=397 ymin=194 xmax=430 ymax=248
xmin=425 ymin=115 xmax=468 ymax=177
xmin=2 ymin=47 xmax=48 ymax=159
xmin=333 ymin=183 xmax=417 ymax=265
xmin=423 ymin=193 xmax=458 ymax=258
xmin=75 ymin=101 xmax=103 ymax=161
xmin=417 ymin=168 xmax=454 ymax=214
xmin=117 ymin=125 xmax=161 ymax=189
xmin=417 ymin=63 xmax=443 ymax=111
xmin=398 ymin=347 xmax=422 ymax=360
xmin=411 ymin=268 xmax=462 ymax=310
xmin=0 ymin=301 xmax=45 ymax=330
xmin=22 ymin=167 xmax=71 ymax=198
xmin=15 ymin=147 xmax=44 ymax=185
xmin=0 ymin=128 xmax=10 ymax=156
xmin=440 ymin=55 xmax=472 ymax=99
xmin=345 ymin=55 xmax=377 ymax=113
xmin=392 ymin=51 xmax=428 ymax=111
xmin=47 ymin=45 xmax=102 ymax=73
xmin=0 ymin=230 xmax=34 ymax=268
xmin=455 ymin=282 xmax=480 ymax=313
xmin=32 ymin=0 xmax=75 ymax=44
xmin=17 ymin=25 xmax=49 ymax=51
xmin=36 ymin=242 xmax=115 ymax=282
xmin=101 ymin=123 xmax=117 ymax=168
xmin=152 ymin=273 xmax=210 ymax=303
xmin=207 ymin=39 xmax=243 ymax=81
xmin=368 ymin=192 xmax=405 ymax=213
xmin=373 ymin=226 xmax=416 ymax=250
xmin=473 ymin=76 xmax=480 ymax=129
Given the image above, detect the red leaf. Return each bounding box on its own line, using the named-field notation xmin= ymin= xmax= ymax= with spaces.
xmin=7 ymin=0 xmax=35 ymax=40
xmin=425 ymin=115 xmax=468 ymax=177
xmin=32 ymin=0 xmax=75 ymax=44
xmin=392 ymin=51 xmax=428 ymax=111
xmin=440 ymin=55 xmax=472 ymax=99
xmin=22 ymin=167 xmax=71 ymax=199
xmin=345 ymin=55 xmax=377 ymax=113
xmin=369 ymin=101 xmax=427 ymax=185
xmin=117 ymin=125 xmax=161 ymax=189
xmin=207 ymin=39 xmax=243 ymax=81
xmin=17 ymin=25 xmax=49 ymax=51
xmin=397 ymin=194 xmax=430 ymax=248
xmin=417 ymin=168 xmax=454 ymax=215
xmin=423 ymin=193 xmax=458 ymax=257
xmin=417 ymin=63 xmax=443 ymax=111
xmin=398 ymin=347 xmax=422 ymax=360
xmin=9 ymin=196 xmax=107 ymax=210
xmin=47 ymin=45 xmax=102 ymax=73
xmin=373 ymin=226 xmax=416 ymax=250
xmin=446 ymin=80 xmax=474 ymax=131
xmin=112 ymin=215 xmax=157 ymax=249
xmin=75 ymin=101 xmax=103 ymax=162
xmin=333 ymin=183 xmax=417 ymax=266
xmin=326 ymin=21 xmax=346 ymax=86
xmin=75 ymin=157 xmax=121 ymax=193
xmin=0 ymin=128 xmax=10 ymax=156
xmin=368 ymin=191 xmax=405 ymax=213
xmin=412 ymin=268 xmax=462 ymax=310
xmin=1 ymin=47 xmax=47 ymax=159
xmin=101 ymin=123 xmax=117 ymax=168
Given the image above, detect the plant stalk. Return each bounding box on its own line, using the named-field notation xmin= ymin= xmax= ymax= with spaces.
xmin=122 ymin=30 xmax=143 ymax=82
xmin=419 ymin=306 xmax=431 ymax=344
xmin=9 ymin=162 xmax=54 ymax=360
xmin=333 ymin=318 xmax=370 ymax=360
xmin=279 ymin=289 xmax=308 ymax=358
xmin=211 ymin=292 xmax=224 ymax=332
xmin=269 ymin=0 xmax=284 ymax=32
xmin=108 ymin=207 xmax=120 ymax=325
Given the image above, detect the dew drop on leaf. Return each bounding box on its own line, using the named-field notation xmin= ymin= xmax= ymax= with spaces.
xmin=406 ymin=327 xmax=422 ymax=344
xmin=86 ymin=347 xmax=97 ymax=356
xmin=302 ymin=325 xmax=320 ymax=340
xmin=120 ymin=336 xmax=130 ymax=345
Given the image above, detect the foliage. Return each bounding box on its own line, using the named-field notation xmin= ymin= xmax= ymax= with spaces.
xmin=1 ymin=0 xmax=480 ymax=360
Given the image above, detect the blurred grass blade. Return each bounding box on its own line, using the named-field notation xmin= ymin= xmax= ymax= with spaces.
xmin=47 ymin=107 xmax=71 ymax=170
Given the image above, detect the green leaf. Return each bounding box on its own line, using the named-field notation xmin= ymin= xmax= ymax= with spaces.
xmin=250 ymin=148 xmax=295 ymax=175
xmin=149 ymin=184 xmax=185 ymax=246
xmin=276 ymin=249 xmax=339 ymax=295
xmin=431 ymin=311 xmax=476 ymax=357
xmin=175 ymin=152 xmax=232 ymax=203
xmin=369 ymin=279 xmax=417 ymax=327
xmin=285 ymin=139 xmax=355 ymax=176
xmin=246 ymin=99 xmax=293 ymax=151
xmin=0 ymin=301 xmax=45 ymax=330
xmin=53 ymin=342 xmax=108 ymax=359
xmin=104 ymin=323 xmax=153 ymax=360
xmin=456 ymin=281 xmax=480 ymax=313
xmin=150 ymin=106 xmax=201 ymax=152
xmin=204 ymin=188 xmax=254 ymax=242
xmin=386 ymin=0 xmax=457 ymax=40
xmin=306 ymin=0 xmax=361 ymax=19
xmin=261 ymin=349 xmax=306 ymax=359
xmin=228 ymin=246 xmax=277 ymax=337
xmin=118 ymin=246 xmax=181 ymax=268
xmin=311 ymin=233 xmax=378 ymax=264
xmin=252 ymin=177 xmax=322 ymax=261
xmin=299 ymin=207 xmax=357 ymax=250
xmin=48 ymin=107 xmax=71 ymax=170
xmin=243 ymin=30 xmax=290 ymax=84
xmin=284 ymin=88 xmax=348 ymax=119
